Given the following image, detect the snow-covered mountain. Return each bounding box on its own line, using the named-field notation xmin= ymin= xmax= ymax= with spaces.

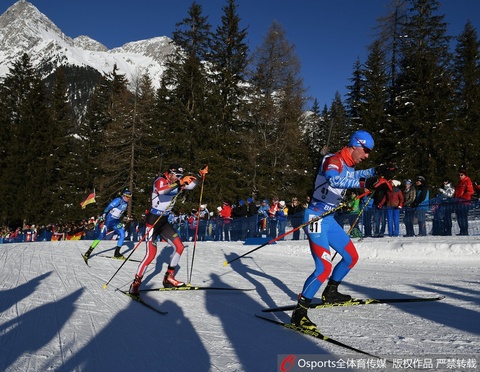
xmin=0 ymin=0 xmax=174 ymax=87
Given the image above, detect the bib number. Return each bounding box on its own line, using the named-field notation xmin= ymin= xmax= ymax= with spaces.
xmin=308 ymin=214 xmax=321 ymax=234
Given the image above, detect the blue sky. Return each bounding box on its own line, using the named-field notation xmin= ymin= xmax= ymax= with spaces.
xmin=2 ymin=0 xmax=479 ymax=109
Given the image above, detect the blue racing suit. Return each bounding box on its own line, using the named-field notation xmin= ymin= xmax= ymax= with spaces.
xmin=301 ymin=147 xmax=375 ymax=300
xmin=97 ymin=196 xmax=129 ymax=247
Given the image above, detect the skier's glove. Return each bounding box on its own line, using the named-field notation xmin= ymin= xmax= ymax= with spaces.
xmin=374 ymin=177 xmax=389 ymax=188
xmin=180 ymin=175 xmax=197 ymax=186
xmin=198 ymin=165 xmax=208 ymax=177
xmin=365 ymin=177 xmax=377 ymax=190
xmin=376 ymin=162 xmax=396 ymax=178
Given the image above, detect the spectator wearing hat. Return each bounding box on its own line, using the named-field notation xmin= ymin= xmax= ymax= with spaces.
xmin=267 ymin=197 xmax=280 ymax=238
xmin=384 ymin=180 xmax=404 ymax=237
xmin=231 ymin=200 xmax=248 ymax=240
xmin=276 ymin=201 xmax=288 ymax=239
xmin=214 ymin=206 xmax=223 ymax=241
xmin=246 ymin=198 xmax=258 ymax=238
xmin=402 ymin=179 xmax=416 ymax=236
xmin=346 ymin=190 xmax=361 ymax=237
xmin=361 ymin=190 xmax=374 ymax=237
xmin=257 ymin=199 xmax=269 ymax=235
xmin=454 ymin=169 xmax=474 ymax=235
xmin=188 ymin=209 xmax=198 ymax=241
xmin=372 ymin=175 xmax=391 ymax=238
xmin=288 ymin=197 xmax=305 ymax=240
xmin=219 ymin=201 xmax=232 ymax=241
xmin=413 ymin=176 xmax=430 ymax=236
xmin=198 ymin=204 xmax=210 ymax=241
xmin=436 ymin=179 xmax=455 ymax=235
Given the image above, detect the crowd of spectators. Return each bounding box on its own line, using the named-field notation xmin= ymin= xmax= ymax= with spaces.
xmin=2 ymin=170 xmax=480 ymax=244
xmin=335 ymin=169 xmax=479 ymax=238
xmin=0 ymin=196 xmax=309 ymax=244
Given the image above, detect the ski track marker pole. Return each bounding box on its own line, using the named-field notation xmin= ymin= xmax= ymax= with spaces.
xmin=188 ymin=169 xmax=207 ymax=284
xmin=223 ymin=202 xmax=346 ymax=266
xmin=102 ymin=191 xmax=182 ymax=289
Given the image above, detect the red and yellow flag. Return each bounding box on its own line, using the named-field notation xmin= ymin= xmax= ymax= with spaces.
xmin=80 ymin=190 xmax=96 ymax=209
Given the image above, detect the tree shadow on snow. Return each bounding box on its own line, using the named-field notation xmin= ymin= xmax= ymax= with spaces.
xmin=0 ymin=289 xmax=83 ymax=371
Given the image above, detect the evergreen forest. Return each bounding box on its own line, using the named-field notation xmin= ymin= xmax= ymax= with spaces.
xmin=1 ymin=0 xmax=479 ymax=227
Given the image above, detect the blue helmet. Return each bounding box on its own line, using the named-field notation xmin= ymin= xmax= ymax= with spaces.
xmin=122 ymin=190 xmax=132 ymax=198
xmin=348 ymin=130 xmax=374 ymax=151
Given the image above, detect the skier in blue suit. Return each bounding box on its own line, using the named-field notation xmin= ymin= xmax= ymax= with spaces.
xmin=291 ymin=130 xmax=378 ymax=330
xmin=82 ymin=189 xmax=132 ymax=262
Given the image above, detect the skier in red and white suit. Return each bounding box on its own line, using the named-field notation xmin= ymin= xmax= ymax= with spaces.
xmin=128 ymin=164 xmax=208 ymax=295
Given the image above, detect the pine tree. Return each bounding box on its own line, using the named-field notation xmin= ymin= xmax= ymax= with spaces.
xmin=159 ymin=2 xmax=212 ymax=157
xmin=327 ymin=92 xmax=351 ymax=154
xmin=303 ymin=99 xmax=328 ymax=174
xmin=452 ymin=20 xmax=480 ymax=180
xmin=249 ymin=20 xmax=310 ymax=199
xmin=345 ymin=58 xmax=363 ymax=128
xmin=358 ymin=40 xmax=390 ymax=166
xmin=0 ymin=53 xmax=60 ymax=225
xmin=129 ymin=72 xmax=159 ymax=218
xmin=47 ymin=66 xmax=81 ymax=222
xmin=394 ymin=0 xmax=454 ymax=183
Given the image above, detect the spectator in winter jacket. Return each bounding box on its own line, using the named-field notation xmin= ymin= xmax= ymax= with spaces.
xmin=384 ymin=180 xmax=404 ymax=237
xmin=267 ymin=197 xmax=279 ymax=238
xmin=257 ymin=199 xmax=269 ymax=234
xmin=346 ymin=190 xmax=361 ymax=235
xmin=413 ymin=176 xmax=430 ymax=236
xmin=361 ymin=190 xmax=374 ymax=237
xmin=275 ymin=200 xmax=288 ymax=238
xmin=402 ymin=179 xmax=416 ymax=237
xmin=231 ymin=200 xmax=247 ymax=240
xmin=373 ymin=176 xmax=391 ymax=237
xmin=288 ymin=197 xmax=305 ymax=240
xmin=246 ymin=198 xmax=258 ymax=238
xmin=220 ymin=201 xmax=232 ymax=241
xmin=436 ymin=179 xmax=455 ymax=235
xmin=454 ymin=169 xmax=475 ymax=235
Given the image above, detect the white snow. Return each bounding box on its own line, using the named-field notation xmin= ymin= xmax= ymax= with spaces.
xmin=1 ymin=236 xmax=479 ymax=371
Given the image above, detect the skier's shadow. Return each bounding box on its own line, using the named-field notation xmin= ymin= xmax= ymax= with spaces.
xmin=346 ymin=281 xmax=480 ymax=335
xmin=204 ymin=273 xmax=329 ymax=371
xmin=0 ymin=272 xmax=52 ymax=314
xmin=224 ymin=252 xmax=297 ymax=309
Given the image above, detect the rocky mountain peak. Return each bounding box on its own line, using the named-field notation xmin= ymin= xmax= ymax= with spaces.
xmin=0 ymin=1 xmax=174 ymax=87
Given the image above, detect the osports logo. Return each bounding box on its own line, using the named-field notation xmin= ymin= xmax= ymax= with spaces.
xmin=280 ymin=354 xmax=296 ymax=372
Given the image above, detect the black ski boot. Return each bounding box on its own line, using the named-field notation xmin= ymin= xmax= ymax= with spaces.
xmin=290 ymin=295 xmax=317 ymax=330
xmin=321 ymin=279 xmax=352 ymax=304
xmin=113 ymin=246 xmax=125 ymax=259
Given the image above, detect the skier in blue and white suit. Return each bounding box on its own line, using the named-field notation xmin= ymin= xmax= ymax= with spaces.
xmin=82 ymin=190 xmax=132 ymax=261
xmin=291 ymin=130 xmax=377 ymax=330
